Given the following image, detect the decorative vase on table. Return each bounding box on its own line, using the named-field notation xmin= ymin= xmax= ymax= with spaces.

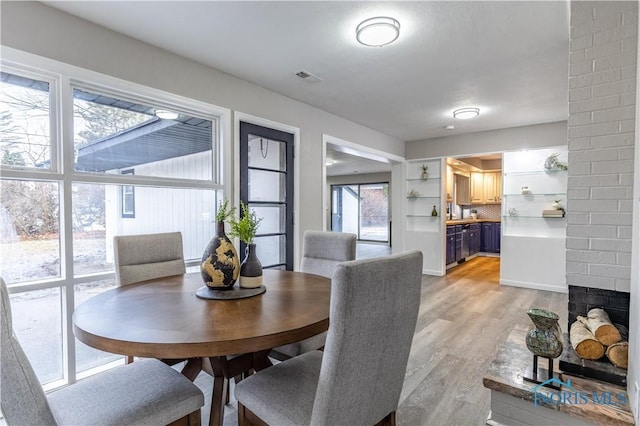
xmin=525 ymin=308 xmax=563 ymax=359
xmin=200 ymin=221 xmax=240 ymax=289
xmin=239 ymin=243 xmax=263 ymax=289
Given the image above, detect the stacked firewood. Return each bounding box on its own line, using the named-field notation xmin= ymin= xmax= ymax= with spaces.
xmin=569 ymin=308 xmax=628 ymax=369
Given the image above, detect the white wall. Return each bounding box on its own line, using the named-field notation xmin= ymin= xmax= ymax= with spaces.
xmin=0 ymin=1 xmax=404 ymax=253
xmin=405 ymin=121 xmax=568 ymax=159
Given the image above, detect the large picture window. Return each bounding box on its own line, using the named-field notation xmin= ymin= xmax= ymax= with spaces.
xmin=0 ymin=71 xmax=53 ymax=169
xmin=0 ymin=61 xmax=225 ymax=388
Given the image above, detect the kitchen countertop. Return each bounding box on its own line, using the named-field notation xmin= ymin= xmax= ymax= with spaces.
xmin=446 ymin=218 xmax=501 ymax=225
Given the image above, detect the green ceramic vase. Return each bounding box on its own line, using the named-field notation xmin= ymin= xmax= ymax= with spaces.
xmin=525 ymin=308 xmax=563 ymax=358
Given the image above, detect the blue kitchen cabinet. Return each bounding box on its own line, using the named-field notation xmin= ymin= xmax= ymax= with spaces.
xmin=446 ymin=226 xmax=456 ymax=265
xmin=481 ymin=222 xmax=501 ymax=253
xmin=493 ymin=223 xmax=501 ymax=253
xmin=455 ymin=225 xmax=462 ymax=261
xmin=469 ymin=223 xmax=481 ymax=255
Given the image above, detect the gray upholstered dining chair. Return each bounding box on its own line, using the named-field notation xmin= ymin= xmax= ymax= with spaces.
xmin=0 ymin=277 xmax=204 ymax=426
xmin=271 ymin=230 xmax=357 ymax=360
xmin=113 ymin=231 xmax=186 ymax=287
xmin=114 ymin=231 xmax=188 ymax=364
xmin=235 ymin=250 xmax=423 ymax=426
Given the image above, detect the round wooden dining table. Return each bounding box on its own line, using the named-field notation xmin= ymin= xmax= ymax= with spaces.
xmin=73 ymin=269 xmax=331 ymax=426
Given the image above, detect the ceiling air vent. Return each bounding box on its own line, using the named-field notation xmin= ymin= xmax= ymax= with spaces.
xmin=295 ymin=69 xmax=322 ymax=83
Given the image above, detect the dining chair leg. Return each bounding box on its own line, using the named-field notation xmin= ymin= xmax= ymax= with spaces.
xmin=126 ymin=355 xmax=134 ymax=364
xmin=237 ymin=402 xmax=248 ymax=426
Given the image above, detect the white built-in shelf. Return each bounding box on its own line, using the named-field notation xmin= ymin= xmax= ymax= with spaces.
xmin=406 ymin=177 xmax=441 ymax=182
xmin=503 ymin=215 xmax=566 ymax=219
xmin=503 ymin=193 xmax=567 ymax=197
xmin=503 ymin=169 xmax=567 ymax=176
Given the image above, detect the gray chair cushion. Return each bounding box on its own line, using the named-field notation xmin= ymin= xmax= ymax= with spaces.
xmin=48 ymin=359 xmax=204 ymax=426
xmin=235 ymin=351 xmax=323 ymax=426
xmin=237 ymin=251 xmax=423 ymax=426
xmin=114 ymin=232 xmax=186 ymax=286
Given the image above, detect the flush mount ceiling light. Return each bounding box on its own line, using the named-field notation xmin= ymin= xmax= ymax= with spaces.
xmin=453 ymin=107 xmax=480 ymax=120
xmin=356 ymin=17 xmax=400 ymax=47
xmin=155 ymin=109 xmax=179 ymax=120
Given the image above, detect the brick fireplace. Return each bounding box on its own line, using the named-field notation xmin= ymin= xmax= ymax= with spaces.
xmin=563 ymin=0 xmax=637 ymax=387
xmin=568 ymin=286 xmax=630 ymax=329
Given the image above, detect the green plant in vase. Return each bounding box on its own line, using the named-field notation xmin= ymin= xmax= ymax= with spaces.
xmin=201 ymin=199 xmax=240 ymax=289
xmin=229 ymin=202 xmax=264 ymax=288
xmin=420 ymin=164 xmax=429 ymax=179
xmin=215 ymin=198 xmax=236 ymax=222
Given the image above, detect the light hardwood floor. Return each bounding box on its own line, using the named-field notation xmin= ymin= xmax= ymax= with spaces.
xmin=196 ymin=256 xmax=568 ymax=425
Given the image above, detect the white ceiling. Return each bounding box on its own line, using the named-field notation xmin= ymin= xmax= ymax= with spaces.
xmin=43 ymin=1 xmax=570 ymax=144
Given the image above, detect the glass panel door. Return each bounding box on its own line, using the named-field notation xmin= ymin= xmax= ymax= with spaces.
xmin=331 ymin=183 xmax=389 ymax=242
xmin=240 ymin=122 xmax=294 ymax=270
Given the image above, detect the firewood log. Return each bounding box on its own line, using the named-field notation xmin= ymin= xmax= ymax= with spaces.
xmin=615 ymin=324 xmax=629 ymax=341
xmin=570 ymin=320 xmax=605 ymax=360
xmin=576 ymin=308 xmax=621 ymax=346
xmin=606 ymin=342 xmax=628 ymax=369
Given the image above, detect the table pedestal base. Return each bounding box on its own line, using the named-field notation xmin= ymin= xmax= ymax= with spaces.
xmin=181 ymin=350 xmax=272 ymax=426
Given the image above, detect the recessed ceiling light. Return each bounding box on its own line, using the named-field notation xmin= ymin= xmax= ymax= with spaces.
xmin=155 ymin=109 xmax=179 ymax=120
xmin=445 ymin=125 xmax=455 ymax=130
xmin=453 ymin=107 xmax=480 ymax=120
xmin=356 ymin=17 xmax=400 ymax=47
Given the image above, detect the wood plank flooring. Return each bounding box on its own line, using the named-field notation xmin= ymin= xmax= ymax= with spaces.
xmin=195 ymin=256 xmax=568 ymax=425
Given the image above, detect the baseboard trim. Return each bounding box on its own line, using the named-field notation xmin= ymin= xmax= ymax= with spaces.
xmin=500 ymin=279 xmax=567 ymax=294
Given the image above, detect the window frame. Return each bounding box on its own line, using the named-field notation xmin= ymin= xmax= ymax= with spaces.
xmin=0 ymin=50 xmax=231 ymax=390
xmin=120 ymin=169 xmax=135 ymax=218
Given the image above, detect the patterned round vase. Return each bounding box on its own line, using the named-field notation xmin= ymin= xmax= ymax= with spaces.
xmin=239 ymin=243 xmax=263 ymax=289
xmin=200 ymin=221 xmax=240 ymax=289
xmin=525 ymin=308 xmax=563 ymax=358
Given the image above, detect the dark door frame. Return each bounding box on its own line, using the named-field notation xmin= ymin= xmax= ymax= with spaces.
xmin=239 ymin=121 xmax=295 ymax=270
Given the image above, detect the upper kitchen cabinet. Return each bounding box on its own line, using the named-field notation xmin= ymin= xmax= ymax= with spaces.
xmin=470 ymin=171 xmax=501 ymax=204
xmin=447 ymin=154 xmax=503 ymax=206
xmin=470 ymin=172 xmax=484 ymax=203
xmin=445 ymin=165 xmax=454 ymax=202
xmin=484 ymin=171 xmax=502 ymax=204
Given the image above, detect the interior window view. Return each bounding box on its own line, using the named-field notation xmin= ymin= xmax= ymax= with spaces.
xmin=1 ymin=2 xmax=639 ymax=426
